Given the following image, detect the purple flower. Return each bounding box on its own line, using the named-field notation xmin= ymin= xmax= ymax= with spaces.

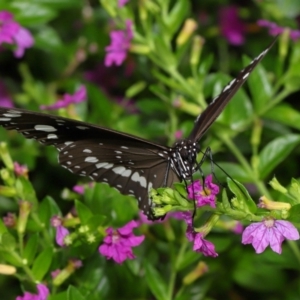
xmin=242 ymin=219 xmax=300 ymax=254
xmin=232 ymin=221 xmax=243 ymax=234
xmin=16 ymin=283 xmax=49 ymax=300
xmin=105 ymin=20 xmax=133 ymax=67
xmin=3 ymin=212 xmax=16 ymax=227
xmin=180 ymin=211 xmax=218 ymax=257
xmin=192 ymin=232 xmax=218 ymax=257
xmin=218 ymin=6 xmax=246 ymax=45
xmin=99 ymin=220 xmax=145 ymax=264
xmin=50 ymin=216 xmax=69 ymax=247
xmin=175 ymin=130 xmax=183 ymax=140
xmin=73 ymin=185 xmax=85 ymax=195
xmin=257 ymin=20 xmax=300 ymax=41
xmin=187 ymin=175 xmax=219 ymax=208
xmin=40 ymin=85 xmax=87 ymax=110
xmin=14 ymin=162 xmax=28 ymax=177
xmin=118 ymin=0 xmax=129 ymax=7
xmin=0 ymin=81 xmax=13 ymax=107
xmin=0 ymin=10 xmax=34 ymax=58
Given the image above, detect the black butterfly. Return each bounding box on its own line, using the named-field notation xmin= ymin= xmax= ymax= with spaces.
xmin=0 ymin=38 xmax=276 ymax=220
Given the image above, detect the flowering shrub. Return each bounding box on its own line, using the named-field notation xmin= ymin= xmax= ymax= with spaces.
xmin=1 ymin=0 xmax=300 ymax=299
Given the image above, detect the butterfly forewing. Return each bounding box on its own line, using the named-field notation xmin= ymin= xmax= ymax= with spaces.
xmin=188 ymin=37 xmax=277 ymax=142
xmin=0 ymin=107 xmax=179 ymax=219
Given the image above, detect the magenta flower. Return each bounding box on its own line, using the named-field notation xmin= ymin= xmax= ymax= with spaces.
xmin=0 ymin=81 xmax=13 ymax=107
xmin=105 ymin=20 xmax=133 ymax=67
xmin=242 ymin=219 xmax=300 ymax=254
xmin=16 ymin=283 xmax=49 ymax=300
xmin=175 ymin=130 xmax=183 ymax=140
xmin=187 ymin=175 xmax=219 ymax=208
xmin=50 ymin=216 xmax=69 ymax=247
xmin=218 ymin=6 xmax=245 ymax=45
xmin=14 ymin=162 xmax=28 ymax=177
xmin=99 ymin=220 xmax=145 ymax=264
xmin=179 ymin=211 xmax=218 ymax=257
xmin=232 ymin=221 xmax=243 ymax=235
xmin=3 ymin=212 xmax=16 ymax=227
xmin=257 ymin=20 xmax=300 ymax=41
xmin=0 ymin=10 xmax=34 ymax=58
xmin=118 ymin=0 xmax=129 ymax=7
xmin=192 ymin=232 xmax=218 ymax=257
xmin=73 ymin=185 xmax=85 ymax=195
xmin=40 ymin=85 xmax=87 ymax=110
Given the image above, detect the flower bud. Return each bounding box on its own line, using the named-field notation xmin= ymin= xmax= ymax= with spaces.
xmin=176 ymin=19 xmax=197 ymax=46
xmin=258 ymin=196 xmax=291 ymax=211
xmin=269 ymin=177 xmax=287 ymax=194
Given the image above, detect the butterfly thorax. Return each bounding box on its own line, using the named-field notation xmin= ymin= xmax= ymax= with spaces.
xmin=170 ymin=139 xmax=200 ymax=180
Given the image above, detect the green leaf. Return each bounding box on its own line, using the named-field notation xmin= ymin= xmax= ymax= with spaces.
xmin=227 ymin=178 xmax=257 ymax=214
xmin=264 ymin=103 xmax=300 ymax=131
xmin=213 ymin=162 xmax=251 ymax=183
xmin=67 ymin=286 xmax=85 ymax=300
xmin=243 ymin=55 xmax=273 ymax=113
xmin=38 ymin=196 xmax=61 ymax=229
xmin=23 ymin=233 xmax=39 ymax=266
xmin=164 ymin=0 xmax=189 ymax=36
xmin=144 ymin=261 xmax=168 ymax=300
xmin=9 ymin=2 xmax=58 ymax=25
xmin=258 ymin=134 xmax=300 ymax=179
xmin=0 ymin=219 xmax=8 ymax=235
xmin=34 ymin=26 xmax=63 ymax=51
xmin=48 ymin=291 xmax=68 ymax=300
xmin=75 ymin=200 xmax=93 ymax=224
xmin=31 ymin=247 xmax=53 ymax=281
xmin=153 ymin=36 xmax=176 ymax=67
xmin=15 ymin=177 xmax=38 ymax=206
xmin=0 ymin=232 xmax=17 ymax=251
xmin=0 ymin=250 xmax=23 ymax=266
xmin=176 ymin=248 xmax=199 ymax=271
xmin=288 ymin=204 xmax=300 ymax=222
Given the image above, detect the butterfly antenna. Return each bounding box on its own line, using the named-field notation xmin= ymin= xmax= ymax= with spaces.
xmin=198 ymin=148 xmax=247 ymax=197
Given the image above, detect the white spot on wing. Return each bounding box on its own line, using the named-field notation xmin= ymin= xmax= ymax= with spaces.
xmin=3 ymin=113 xmax=21 ymax=117
xmin=242 ymin=72 xmax=249 ymax=80
xmin=0 ymin=118 xmax=11 ymax=121
xmin=77 ymin=126 xmax=89 ymax=130
xmin=83 ymin=149 xmax=92 ymax=153
xmin=96 ymin=162 xmax=114 ymax=169
xmin=85 ymin=156 xmax=99 ymax=163
xmin=47 ymin=134 xmax=58 ymax=139
xmin=35 ymin=125 xmax=57 ymax=132
xmin=131 ymin=172 xmax=147 ymax=188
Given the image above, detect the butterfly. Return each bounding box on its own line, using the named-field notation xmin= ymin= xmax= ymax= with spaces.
xmin=0 ymin=38 xmax=276 ymax=220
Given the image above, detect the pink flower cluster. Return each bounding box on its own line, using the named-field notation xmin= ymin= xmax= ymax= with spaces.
xmin=0 ymin=10 xmax=34 ymax=58
xmin=40 ymin=85 xmax=87 ymax=110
